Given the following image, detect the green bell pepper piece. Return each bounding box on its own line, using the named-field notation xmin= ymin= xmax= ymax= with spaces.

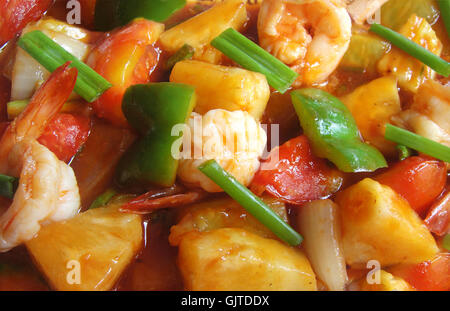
xmin=291 ymin=89 xmax=387 ymax=173
xmin=116 ymin=83 xmax=196 ymax=187
xmin=0 ymin=174 xmax=18 ymax=199
xmin=95 ymin=0 xmax=187 ymax=31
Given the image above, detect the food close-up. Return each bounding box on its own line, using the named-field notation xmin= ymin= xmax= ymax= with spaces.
xmin=0 ymin=0 xmax=448 ymax=292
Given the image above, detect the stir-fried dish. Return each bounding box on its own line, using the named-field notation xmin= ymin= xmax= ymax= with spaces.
xmin=0 ymin=0 xmax=449 ymax=291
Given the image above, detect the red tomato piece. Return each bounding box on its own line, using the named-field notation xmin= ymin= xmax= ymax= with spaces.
xmin=0 ymin=62 xmax=77 ymax=170
xmin=251 ymin=136 xmax=343 ymax=205
xmin=375 ymin=156 xmax=447 ymax=215
xmin=38 ymin=113 xmax=91 ymax=163
xmin=391 ymin=254 xmax=450 ymax=291
xmin=425 ymin=190 xmax=450 ymax=236
xmin=0 ymin=0 xmax=53 ymax=45
xmin=87 ymin=19 xmax=162 ymax=126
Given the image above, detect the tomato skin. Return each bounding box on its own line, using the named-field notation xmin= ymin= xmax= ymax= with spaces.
xmin=375 ymin=156 xmax=447 ymax=215
xmin=251 ymin=135 xmax=343 ymax=205
xmin=38 ymin=113 xmax=91 ymax=163
xmin=425 ymin=190 xmax=450 ymax=236
xmin=0 ymin=0 xmax=53 ymax=45
xmin=390 ymin=254 xmax=450 ymax=291
xmin=87 ymin=19 xmax=163 ymax=126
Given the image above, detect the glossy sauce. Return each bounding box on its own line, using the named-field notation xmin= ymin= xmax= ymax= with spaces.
xmin=1 ymin=1 xmax=448 ymax=291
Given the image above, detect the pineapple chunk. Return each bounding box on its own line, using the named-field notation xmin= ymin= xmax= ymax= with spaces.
xmin=359 ymin=270 xmax=414 ymax=291
xmin=378 ymin=14 xmax=442 ymax=93
xmin=380 ymin=0 xmax=440 ymax=31
xmin=335 ymin=178 xmax=438 ymax=268
xmin=26 ymin=204 xmax=142 ymax=291
xmin=341 ymin=76 xmax=401 ymax=156
xmin=177 ymin=228 xmax=317 ymax=291
xmin=339 ymin=33 xmax=390 ymax=74
xmin=169 ymin=196 xmax=288 ymax=246
xmin=170 ymin=60 xmax=270 ymax=119
xmin=160 ymin=0 xmax=248 ymax=64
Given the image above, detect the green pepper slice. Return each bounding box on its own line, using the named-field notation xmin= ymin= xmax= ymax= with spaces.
xmin=291 ymin=88 xmax=387 ymax=173
xmin=95 ymin=0 xmax=187 ymax=31
xmin=0 ymin=174 xmax=18 ymax=199
xmin=116 ymin=83 xmax=196 ymax=187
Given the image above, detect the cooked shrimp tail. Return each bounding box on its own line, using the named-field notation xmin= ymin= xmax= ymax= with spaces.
xmin=0 ymin=62 xmax=78 ymax=172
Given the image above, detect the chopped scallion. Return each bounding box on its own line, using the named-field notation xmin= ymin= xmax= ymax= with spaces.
xmin=438 ymin=0 xmax=450 ymax=38
xmin=443 ymin=234 xmax=450 ymax=251
xmin=211 ymin=28 xmax=298 ymax=93
xmin=6 ymin=100 xmax=29 ymax=120
xmin=0 ymin=174 xmax=18 ymax=199
xmin=385 ymin=124 xmax=450 ymax=162
xmin=198 ymin=160 xmax=303 ymax=246
xmin=17 ymin=31 xmax=112 ymax=102
xmin=89 ymin=189 xmax=117 ymax=210
xmin=7 ymin=99 xmax=83 ymax=120
xmin=396 ymin=145 xmax=413 ymax=161
xmin=370 ymin=23 xmax=450 ymax=77
xmin=165 ymin=44 xmax=194 ymax=70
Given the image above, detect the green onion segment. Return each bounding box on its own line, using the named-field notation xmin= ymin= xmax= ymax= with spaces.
xmin=385 ymin=124 xmax=450 ymax=162
xmin=369 ymin=23 xmax=450 ymax=77
xmin=18 ymin=30 xmax=112 ymax=102
xmin=198 ymin=159 xmax=303 ymax=246
xmin=211 ymin=28 xmax=298 ymax=93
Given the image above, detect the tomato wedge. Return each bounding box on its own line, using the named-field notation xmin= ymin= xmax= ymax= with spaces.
xmin=425 ymin=190 xmax=450 ymax=236
xmin=390 ymin=254 xmax=450 ymax=291
xmin=375 ymin=156 xmax=447 ymax=215
xmin=38 ymin=113 xmax=91 ymax=163
xmin=0 ymin=0 xmax=53 ymax=45
xmin=251 ymin=135 xmax=343 ymax=205
xmin=87 ymin=19 xmax=162 ymax=126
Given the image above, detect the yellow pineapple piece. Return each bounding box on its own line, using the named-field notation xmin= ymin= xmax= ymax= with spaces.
xmin=26 ymin=204 xmax=142 ymax=291
xmin=170 ymin=60 xmax=270 ymax=119
xmin=341 ymin=76 xmax=401 ymax=156
xmin=378 ymin=14 xmax=442 ymax=93
xmin=169 ymin=196 xmax=288 ymax=246
xmin=335 ymin=178 xmax=438 ymax=268
xmin=359 ymin=270 xmax=415 ymax=291
xmin=177 ymin=228 xmax=317 ymax=290
xmin=160 ymin=0 xmax=248 ymax=64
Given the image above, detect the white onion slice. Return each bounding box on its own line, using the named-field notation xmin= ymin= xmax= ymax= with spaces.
xmin=11 ymin=19 xmax=91 ymax=100
xmin=298 ymin=199 xmax=348 ymax=291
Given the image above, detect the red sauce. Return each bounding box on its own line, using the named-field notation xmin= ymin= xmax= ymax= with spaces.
xmin=116 ymin=215 xmax=183 ymax=291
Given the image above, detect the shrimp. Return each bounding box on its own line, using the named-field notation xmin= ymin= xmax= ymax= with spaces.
xmin=177 ymin=110 xmax=267 ymax=193
xmin=257 ymin=0 xmax=352 ymax=86
xmin=392 ymin=80 xmax=450 ymax=148
xmin=0 ymin=63 xmax=81 ymax=252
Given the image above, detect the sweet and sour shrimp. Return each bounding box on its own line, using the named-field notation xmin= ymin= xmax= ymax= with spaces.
xmin=0 ymin=63 xmax=81 ymax=252
xmin=258 ymin=0 xmax=352 ymax=86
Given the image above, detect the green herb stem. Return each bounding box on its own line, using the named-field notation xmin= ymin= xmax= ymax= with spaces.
xmin=198 ymin=160 xmax=303 ymax=246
